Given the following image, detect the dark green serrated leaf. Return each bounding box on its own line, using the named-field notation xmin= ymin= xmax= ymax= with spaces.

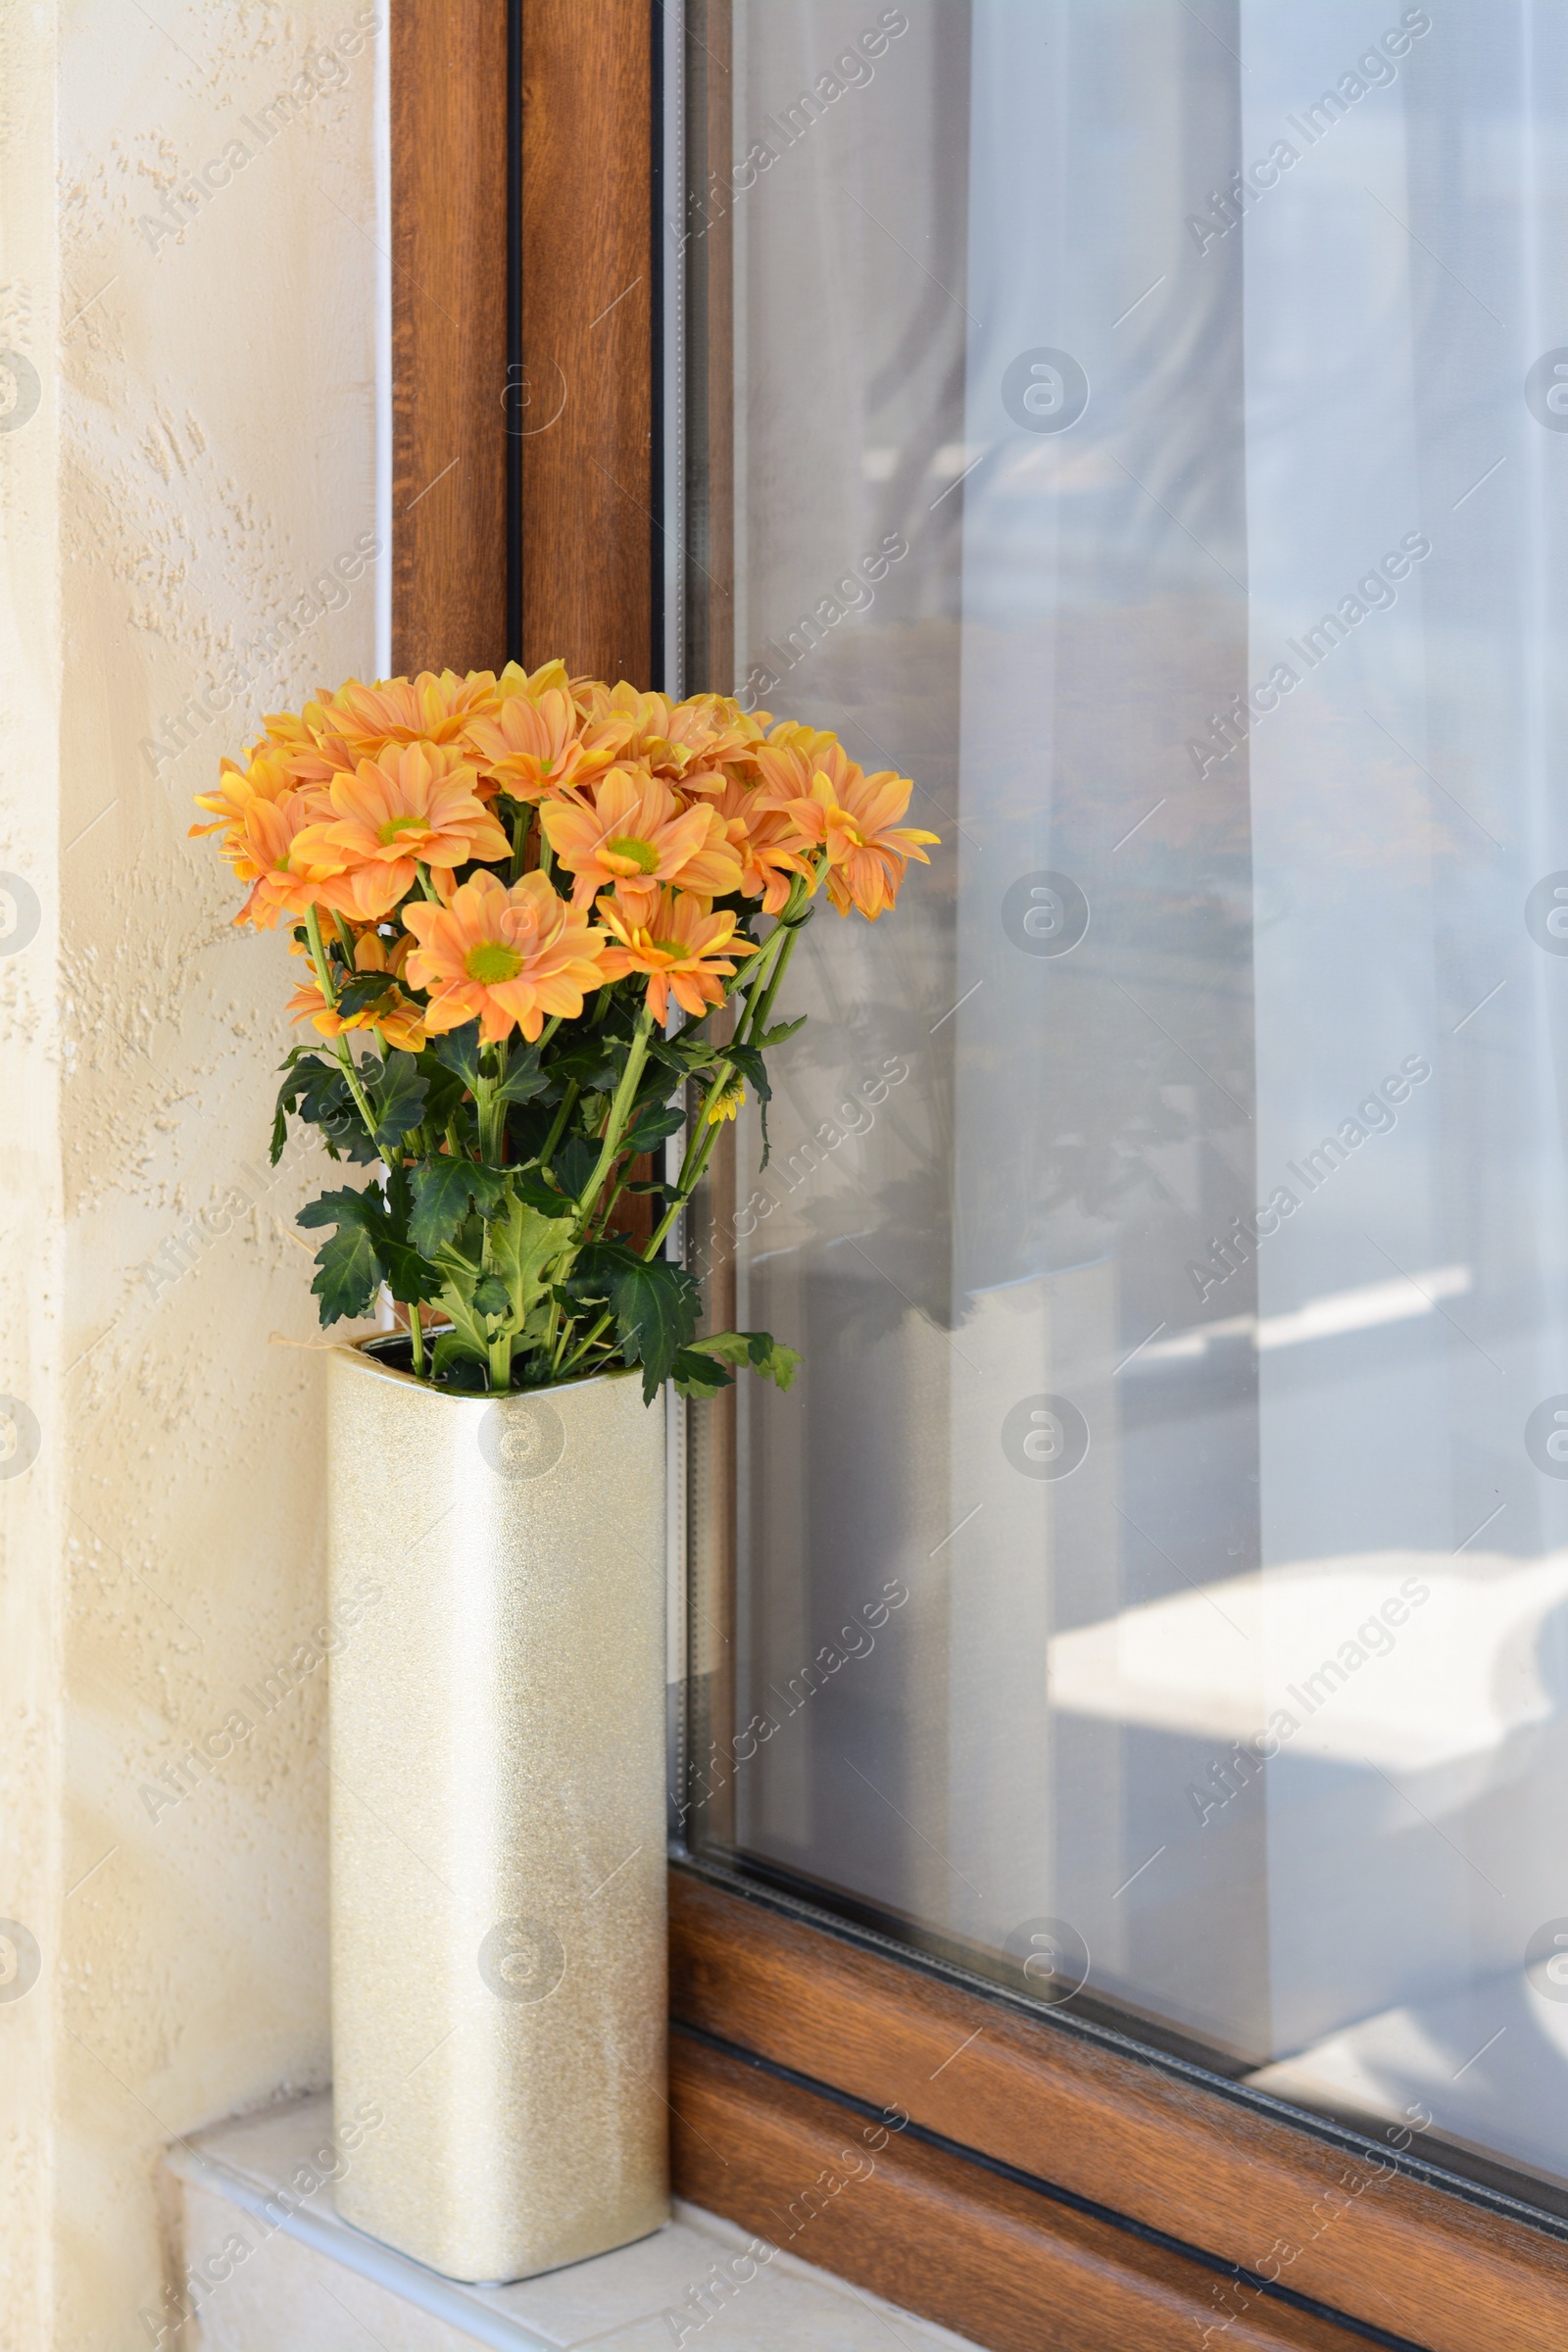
xmin=504 ymin=1098 xmax=556 ymax=1168
xmin=433 ymin=1025 xmax=481 ymax=1091
xmin=277 ymin=1052 xmax=386 ymax=1164
xmin=409 ymin=1160 xmax=508 ymax=1256
xmin=650 ymin=1034 xmax=720 ymax=1077
xmin=621 ymin=1100 xmax=686 ymax=1154
xmin=310 ymin=1224 xmax=384 ymax=1325
xmin=548 ymin=1039 xmax=619 ymax=1090
xmin=577 ymin=1242 xmax=702 ymax=1402
xmin=287 ymin=1054 xmax=380 ymax=1163
xmin=671 ymin=1347 xmax=734 ymax=1399
xmin=551 ymin=1132 xmax=596 ymax=1200
xmin=335 ymin=972 xmax=396 ymax=1020
xmin=297 ymin=1184 xmax=383 ymax=1235
xmin=723 ymin=1044 xmax=774 ymax=1165
xmin=472 ymin=1273 xmax=510 ymax=1318
xmin=364 ymin=1052 xmax=428 ymax=1153
xmin=723 ymin=1044 xmax=772 ymax=1102
xmin=495 ymin=1048 xmax=548 ymax=1104
xmin=381 ymin=1243 xmax=444 ymax=1306
xmin=506 ymin=1166 xmax=575 ymax=1216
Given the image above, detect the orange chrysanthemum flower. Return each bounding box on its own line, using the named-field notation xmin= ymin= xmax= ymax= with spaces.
xmin=707 ymin=775 xmax=817 ymax=914
xmin=287 ymin=929 xmax=427 ymax=1054
xmin=750 ymin=722 xmax=844 ymax=807
xmin=296 ymin=741 xmax=510 ymax=921
xmin=597 ymin=887 xmax=757 ymax=1024
xmin=766 ymin=741 xmax=939 ymax=920
xmin=231 ymin=794 xmax=346 ymax=930
xmin=463 ymin=689 xmax=632 ymax=804
xmin=190 ymin=742 xmax=305 ymax=854
xmin=402 ymin=869 xmax=610 ymax=1043
xmin=252 ymin=701 xmax=361 ymax=789
xmin=540 ymin=767 xmax=742 ymax=922
xmin=314 ymin=669 xmax=500 ymax=760
xmin=572 ymin=683 xmax=765 ymax=789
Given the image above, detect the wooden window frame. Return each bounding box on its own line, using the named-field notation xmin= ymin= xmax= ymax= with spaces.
xmin=391 ymin=11 xmax=1568 ymax=2348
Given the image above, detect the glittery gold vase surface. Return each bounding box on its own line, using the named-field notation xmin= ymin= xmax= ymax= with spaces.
xmin=326 ymin=1339 xmax=669 ymax=2282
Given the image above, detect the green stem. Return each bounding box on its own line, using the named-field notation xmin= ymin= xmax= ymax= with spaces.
xmin=557 ymin=1304 xmax=614 ymax=1377
xmin=475 ymin=1042 xmax=514 ymax=1389
xmin=304 ymin=904 xmax=379 ymax=1148
xmin=475 ymin=1041 xmax=509 ymax=1165
xmin=416 ymin=860 xmax=442 ymax=903
xmin=573 ymin=1005 xmax=654 ymax=1238
xmin=744 ymin=907 xmax=806 ymax=1044
xmin=407 ymin=1310 xmax=425 ymax=1378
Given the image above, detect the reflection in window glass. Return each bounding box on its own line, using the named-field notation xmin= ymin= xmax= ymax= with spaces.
xmin=682 ymin=0 xmax=1568 ymax=2208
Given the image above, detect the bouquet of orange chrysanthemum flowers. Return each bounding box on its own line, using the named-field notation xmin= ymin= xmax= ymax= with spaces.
xmin=195 ymin=661 xmax=937 ymax=1399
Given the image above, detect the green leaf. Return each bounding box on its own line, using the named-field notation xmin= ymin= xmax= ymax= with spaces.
xmin=486 ymin=1190 xmax=577 ymax=1334
xmin=433 ymin=1025 xmax=481 ymax=1091
xmin=409 ymin=1160 xmax=508 ymax=1257
xmin=272 ymin=1053 xmax=377 ymax=1165
xmin=723 ymin=1043 xmax=775 ymax=1166
xmin=297 ymin=1184 xmax=383 ymax=1235
xmin=431 ymin=1327 xmax=489 ymax=1384
xmin=577 ymin=1242 xmax=702 ymax=1402
xmin=364 ymin=1052 xmax=428 ymax=1153
xmin=651 ymin=1033 xmax=720 ymax=1078
xmin=430 ymin=1260 xmax=494 ymax=1372
xmin=298 ymin=1179 xmax=440 ymax=1317
xmin=756 ymin=1013 xmax=807 ymax=1049
xmin=335 ymin=972 xmax=398 ymax=1020
xmin=551 ymin=1132 xmax=596 ymax=1199
xmin=723 ymin=1043 xmax=772 ymax=1102
xmin=549 ymin=1039 xmax=620 ymax=1091
xmin=310 ymin=1224 xmax=384 ymax=1325
xmin=621 ymin=1100 xmax=686 ymax=1155
xmin=687 ymin=1328 xmax=804 ymax=1393
xmin=506 ymin=1166 xmax=576 ymax=1216
xmin=671 ymin=1347 xmax=734 ymax=1399
xmin=495 ymin=1048 xmax=549 ymax=1105
xmin=472 ymin=1273 xmax=510 ymax=1319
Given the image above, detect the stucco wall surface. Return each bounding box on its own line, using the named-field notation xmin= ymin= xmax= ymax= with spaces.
xmin=1 ymin=6 xmax=382 ymax=2345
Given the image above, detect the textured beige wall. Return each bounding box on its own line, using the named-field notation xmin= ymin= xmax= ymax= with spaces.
xmin=0 ymin=6 xmax=381 ymax=2345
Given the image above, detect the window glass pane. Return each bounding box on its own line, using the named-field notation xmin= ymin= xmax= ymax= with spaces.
xmin=682 ymin=0 xmax=1568 ymax=2211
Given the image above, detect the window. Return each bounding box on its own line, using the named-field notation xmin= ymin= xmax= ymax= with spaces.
xmin=675 ymin=0 xmax=1568 ymax=2232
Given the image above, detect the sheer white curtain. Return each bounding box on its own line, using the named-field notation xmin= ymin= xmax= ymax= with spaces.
xmin=1235 ymin=1 xmax=1568 ymax=2180
xmin=712 ymin=0 xmax=1568 ymax=2198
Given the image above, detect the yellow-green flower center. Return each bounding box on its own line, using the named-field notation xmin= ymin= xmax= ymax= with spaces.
xmin=650 ymin=937 xmax=686 ymax=959
xmin=466 ymin=941 xmax=523 ymax=985
xmin=378 ymin=814 xmax=430 ymax=845
xmin=605 ymin=835 xmax=662 ymax=873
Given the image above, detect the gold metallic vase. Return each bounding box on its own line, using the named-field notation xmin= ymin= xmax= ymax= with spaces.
xmin=325 ymin=1340 xmax=669 ymax=2282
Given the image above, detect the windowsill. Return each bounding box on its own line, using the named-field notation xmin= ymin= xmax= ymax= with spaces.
xmin=165 ymin=2092 xmax=983 ymax=2350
